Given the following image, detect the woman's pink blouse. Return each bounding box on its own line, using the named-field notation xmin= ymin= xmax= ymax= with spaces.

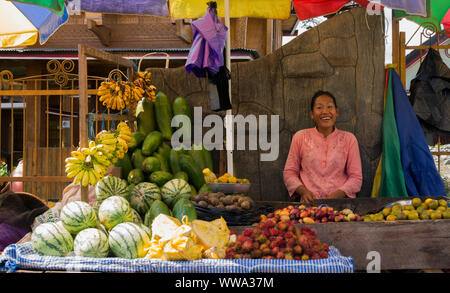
xmin=283 ymin=127 xmax=363 ymax=199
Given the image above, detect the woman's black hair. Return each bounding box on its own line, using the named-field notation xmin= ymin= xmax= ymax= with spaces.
xmin=310 ymin=90 xmax=338 ymax=111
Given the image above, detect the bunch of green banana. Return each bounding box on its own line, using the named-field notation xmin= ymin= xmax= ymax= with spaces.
xmin=65 ymin=141 xmax=109 ymax=187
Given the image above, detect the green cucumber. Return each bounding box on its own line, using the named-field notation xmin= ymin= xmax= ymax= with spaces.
xmin=201 ymin=144 xmax=214 ymax=172
xmin=154 ymin=153 xmax=170 ymax=173
xmin=137 ymin=99 xmax=156 ymax=136
xmin=131 ymin=149 xmax=146 ymax=170
xmin=141 ymin=156 xmax=161 ymax=173
xmin=172 ymin=96 xmax=192 ymax=143
xmin=128 ymin=132 xmax=146 ymax=152
xmin=188 ymin=144 xmax=207 ymax=171
xmin=173 ymin=171 xmax=189 ymax=182
xmin=178 ymin=153 xmax=205 ymax=190
xmin=198 ymin=183 xmax=213 ymax=194
xmin=154 ymin=91 xmax=173 ymax=141
xmin=190 ymin=185 xmax=197 ymax=196
xmin=169 ymin=148 xmax=182 ymax=174
xmin=149 ymin=171 xmax=173 ymax=187
xmin=142 ymin=131 xmax=163 ymax=156
xmin=114 ymin=153 xmax=133 ymax=180
xmin=128 ymin=169 xmax=144 ymax=185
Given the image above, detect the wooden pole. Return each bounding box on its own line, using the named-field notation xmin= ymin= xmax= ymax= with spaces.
xmin=399 ymin=31 xmax=406 ymax=88
xmin=78 ymin=44 xmax=89 ymax=202
xmin=224 ymin=0 xmax=234 ymax=177
xmin=392 ymin=16 xmax=400 ymax=74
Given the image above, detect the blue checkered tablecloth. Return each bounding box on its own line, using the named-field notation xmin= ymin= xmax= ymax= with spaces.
xmin=0 ymin=242 xmax=354 ymax=273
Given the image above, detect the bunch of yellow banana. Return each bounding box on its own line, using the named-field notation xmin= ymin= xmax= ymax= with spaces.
xmin=65 ymin=141 xmax=108 ymax=187
xmin=114 ymin=122 xmax=132 ymax=153
xmin=98 ymin=80 xmax=126 ymax=111
xmin=133 ymin=71 xmax=157 ymax=102
xmin=125 ymin=84 xmax=145 ymax=110
xmin=95 ymin=130 xmax=119 ymax=164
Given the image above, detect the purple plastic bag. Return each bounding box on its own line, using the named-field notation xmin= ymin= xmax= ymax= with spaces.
xmin=185 ymin=7 xmax=228 ymax=78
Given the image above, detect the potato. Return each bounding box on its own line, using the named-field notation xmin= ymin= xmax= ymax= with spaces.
xmin=225 ymin=204 xmax=237 ymax=210
xmin=222 ymin=195 xmax=234 ymax=206
xmin=209 ymin=197 xmax=220 ymax=206
xmin=198 ymin=201 xmax=208 ymax=208
xmin=240 ymin=200 xmax=252 ymax=210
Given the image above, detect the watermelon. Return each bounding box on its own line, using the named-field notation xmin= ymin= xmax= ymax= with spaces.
xmin=172 ymin=198 xmax=197 ymax=223
xmin=95 ymin=175 xmax=129 ymax=204
xmin=73 ymin=228 xmax=109 ymax=258
xmin=139 ymin=224 xmax=152 ymax=238
xmin=131 ymin=208 xmax=143 ymax=224
xmin=108 ymin=222 xmax=150 ymax=259
xmin=144 ymin=200 xmax=172 ymax=229
xmin=60 ymin=201 xmax=98 ymax=235
xmin=129 ymin=182 xmax=162 ymax=217
xmin=31 ymin=222 xmax=74 ymax=257
xmin=98 ymin=196 xmax=133 ymax=230
xmin=161 ymin=179 xmax=191 ymax=208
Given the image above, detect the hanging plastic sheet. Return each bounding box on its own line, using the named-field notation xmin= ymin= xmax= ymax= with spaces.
xmin=170 ymin=0 xmax=291 ymax=20
xmin=80 ymin=0 xmax=169 ymax=16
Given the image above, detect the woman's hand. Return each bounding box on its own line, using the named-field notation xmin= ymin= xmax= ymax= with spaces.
xmin=328 ymin=189 xmax=346 ymax=199
xmin=295 ymin=185 xmax=316 ymax=204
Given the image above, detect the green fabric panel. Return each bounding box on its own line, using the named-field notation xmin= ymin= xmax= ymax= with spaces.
xmin=393 ymin=0 xmax=449 ymax=30
xmin=379 ymin=69 xmax=408 ymax=198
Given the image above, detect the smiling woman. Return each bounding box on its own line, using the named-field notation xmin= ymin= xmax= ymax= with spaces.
xmin=283 ymin=90 xmax=363 ymax=203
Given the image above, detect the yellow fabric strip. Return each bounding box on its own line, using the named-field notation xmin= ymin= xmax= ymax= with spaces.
xmin=170 ymin=0 xmax=291 ymax=20
xmin=370 ymin=157 xmax=383 ymax=198
xmin=0 ymin=32 xmax=37 ymax=48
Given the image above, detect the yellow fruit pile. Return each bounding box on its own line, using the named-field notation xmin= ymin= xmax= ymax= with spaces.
xmin=202 ymin=168 xmax=249 ymax=184
xmin=145 ymin=214 xmax=231 ymax=261
xmin=65 ymin=122 xmax=133 ymax=186
xmin=363 ymin=198 xmax=450 ymax=221
xmin=217 ymin=173 xmax=250 ymax=184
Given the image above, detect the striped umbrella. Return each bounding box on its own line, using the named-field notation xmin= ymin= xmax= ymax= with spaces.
xmin=0 ymin=0 xmax=68 ymax=48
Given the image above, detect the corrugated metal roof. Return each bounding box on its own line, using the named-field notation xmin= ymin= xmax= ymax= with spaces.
xmin=0 ymin=47 xmax=260 ymax=60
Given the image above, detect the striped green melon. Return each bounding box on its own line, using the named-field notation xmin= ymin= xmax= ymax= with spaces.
xmin=98 ymin=196 xmax=133 ymax=230
xmin=31 ymin=222 xmax=74 ymax=257
xmin=139 ymin=223 xmax=151 ymax=238
xmin=60 ymin=201 xmax=98 ymax=235
xmin=161 ymin=178 xmax=191 ymax=208
xmin=95 ymin=175 xmax=129 ymax=204
xmin=97 ymin=223 xmax=109 ymax=236
xmin=129 ymin=182 xmax=162 ymax=217
xmin=73 ymin=228 xmax=109 ymax=258
xmin=108 ymin=222 xmax=150 ymax=259
xmin=131 ymin=208 xmax=143 ymax=224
